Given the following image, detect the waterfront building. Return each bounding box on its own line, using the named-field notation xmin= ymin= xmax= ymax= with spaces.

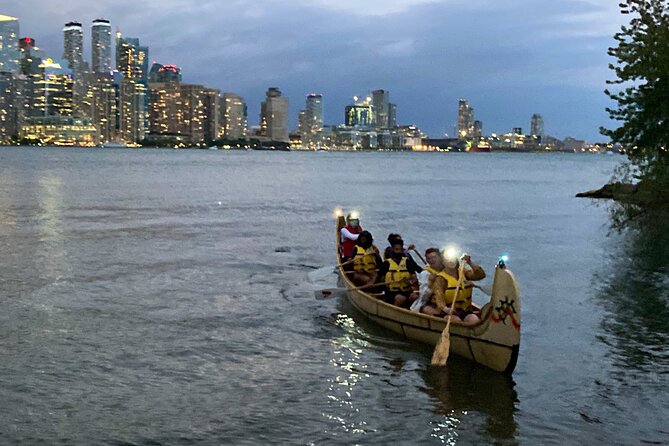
xmin=0 ymin=14 xmax=19 ymax=73
xmin=474 ymin=120 xmax=483 ymax=139
xmin=531 ymin=113 xmax=544 ymax=138
xmin=0 ymin=71 xmax=27 ymax=142
xmin=388 ymin=103 xmax=397 ymax=128
xmin=220 ymin=92 xmax=247 ymax=140
xmin=260 ymin=87 xmax=288 ymax=142
xmin=115 ymin=33 xmax=149 ymax=143
xmin=372 ymin=89 xmax=389 ymax=128
xmin=179 ymin=84 xmax=207 ymax=144
xmin=298 ymin=93 xmax=323 ymax=148
xmin=33 ymin=58 xmax=74 ymax=117
xmin=457 ymin=99 xmax=474 ymax=139
xmin=201 ymin=87 xmax=219 ymax=143
xmin=148 ymin=81 xmax=182 ymax=137
xmin=22 ymin=115 xmax=96 ymax=145
xmin=345 ymin=103 xmax=374 ymax=127
xmin=63 ymin=21 xmax=89 ymax=117
xmin=91 ymin=19 xmax=112 ymax=74
xmin=88 ymin=73 xmax=117 ymax=143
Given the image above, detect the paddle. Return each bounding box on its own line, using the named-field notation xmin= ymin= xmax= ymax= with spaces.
xmin=431 ymin=259 xmax=466 ymax=366
xmin=315 ymin=281 xmax=391 ymax=300
xmin=410 ymin=247 xmax=427 ymax=265
xmin=307 ymin=258 xmax=355 ymax=282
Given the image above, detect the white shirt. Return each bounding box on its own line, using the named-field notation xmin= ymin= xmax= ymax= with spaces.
xmin=340 ymin=227 xmax=360 ymax=242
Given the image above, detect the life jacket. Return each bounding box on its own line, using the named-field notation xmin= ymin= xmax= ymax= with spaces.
xmin=353 ymin=245 xmax=377 ymax=274
xmin=385 ymin=256 xmax=412 ymax=292
xmin=427 ymin=267 xmax=473 ymax=310
xmin=341 ymin=224 xmax=363 ymax=258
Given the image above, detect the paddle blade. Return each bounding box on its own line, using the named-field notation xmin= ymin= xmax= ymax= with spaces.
xmin=431 ymin=330 xmax=451 ymax=366
xmin=308 ymin=266 xmax=336 ymax=283
xmin=314 ymin=287 xmax=345 ymax=300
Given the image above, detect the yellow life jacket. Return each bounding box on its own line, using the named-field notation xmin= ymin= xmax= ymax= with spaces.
xmin=353 ymin=245 xmax=377 ymax=274
xmin=385 ymin=257 xmax=412 ymax=292
xmin=427 ymin=267 xmax=473 ymax=310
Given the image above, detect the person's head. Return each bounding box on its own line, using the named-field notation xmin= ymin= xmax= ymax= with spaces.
xmin=390 ymin=237 xmax=405 ymax=258
xmin=347 ymin=213 xmax=360 ymax=229
xmin=425 ymin=247 xmax=444 ymax=270
xmin=387 ymin=233 xmax=401 ymax=245
xmin=357 ymin=230 xmax=373 ymax=249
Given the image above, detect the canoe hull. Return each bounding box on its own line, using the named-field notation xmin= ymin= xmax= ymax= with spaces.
xmin=336 ymin=215 xmax=521 ymax=374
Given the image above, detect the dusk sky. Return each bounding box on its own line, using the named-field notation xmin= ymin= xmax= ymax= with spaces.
xmin=3 ymin=0 xmax=626 ymax=141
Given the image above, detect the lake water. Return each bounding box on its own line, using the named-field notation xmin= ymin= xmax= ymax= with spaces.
xmin=0 ymin=147 xmax=666 ymax=444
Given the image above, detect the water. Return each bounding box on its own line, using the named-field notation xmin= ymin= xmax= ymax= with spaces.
xmin=0 ymin=147 xmax=666 ymax=445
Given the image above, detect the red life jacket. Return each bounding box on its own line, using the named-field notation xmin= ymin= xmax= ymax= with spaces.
xmin=341 ymin=224 xmax=363 ymax=258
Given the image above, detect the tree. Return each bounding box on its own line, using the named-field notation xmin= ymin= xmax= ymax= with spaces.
xmin=601 ymin=0 xmax=669 ymax=205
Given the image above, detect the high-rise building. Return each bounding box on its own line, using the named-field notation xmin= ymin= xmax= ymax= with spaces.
xmin=457 ymin=99 xmax=474 ymax=139
xmin=149 ymin=63 xmax=182 ymax=83
xmin=220 ymin=92 xmax=247 ymax=140
xmin=63 ymin=21 xmax=90 ymax=117
xmin=260 ymin=87 xmax=288 ymax=142
xmin=388 ymin=103 xmax=397 ymax=128
xmin=148 ymin=81 xmax=182 ymax=137
xmin=202 ymin=87 xmax=219 ymax=143
xmin=115 ymin=33 xmax=149 ymax=143
xmin=88 ymin=73 xmax=117 ymax=143
xmin=0 ymin=71 xmax=27 ymax=142
xmin=372 ymin=89 xmax=389 ymax=128
xmin=0 ymin=14 xmax=19 ymax=73
xmin=33 ymin=58 xmax=74 ymax=117
xmin=345 ymin=104 xmax=373 ymax=127
xmin=299 ymin=93 xmax=323 ymax=148
xmin=531 ymin=113 xmax=544 ymax=137
xmin=91 ymin=19 xmax=112 ymax=74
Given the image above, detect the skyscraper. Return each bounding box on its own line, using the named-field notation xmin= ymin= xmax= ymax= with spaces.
xmin=457 ymin=99 xmax=474 ymax=139
xmin=260 ymin=87 xmax=288 ymax=142
xmin=0 ymin=14 xmax=19 ymax=73
xmin=372 ymin=89 xmax=389 ymax=128
xmin=91 ymin=19 xmax=112 ymax=74
xmin=220 ymin=92 xmax=247 ymax=140
xmin=89 ymin=73 xmax=117 ymax=143
xmin=115 ymin=33 xmax=149 ymax=143
xmin=531 ymin=113 xmax=544 ymax=137
xmin=63 ymin=21 xmax=90 ymax=117
xmin=299 ymin=93 xmax=323 ymax=148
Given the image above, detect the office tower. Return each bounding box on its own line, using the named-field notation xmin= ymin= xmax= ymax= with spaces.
xmin=260 ymin=87 xmax=288 ymax=142
xmin=91 ymin=19 xmax=112 ymax=73
xmin=202 ymin=88 xmax=219 ymax=143
xmin=116 ymin=35 xmax=149 ymax=80
xmin=220 ymin=92 xmax=247 ymax=140
xmin=0 ymin=14 xmax=19 ymax=73
xmin=179 ymin=84 xmax=206 ymax=144
xmin=372 ymin=89 xmax=389 ymax=128
xmin=63 ymin=21 xmax=90 ymax=117
xmin=88 ymin=73 xmax=117 ymax=142
xmin=299 ymin=93 xmax=322 ymax=148
xmin=457 ymin=99 xmax=474 ymax=139
xmin=149 ymin=63 xmax=181 ymax=83
xmin=531 ymin=113 xmax=544 ymax=137
xmin=148 ymin=81 xmax=182 ymax=136
xmin=474 ymin=120 xmax=482 ymax=139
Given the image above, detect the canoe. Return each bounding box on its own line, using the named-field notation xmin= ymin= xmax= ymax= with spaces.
xmin=335 ymin=215 xmax=521 ymax=374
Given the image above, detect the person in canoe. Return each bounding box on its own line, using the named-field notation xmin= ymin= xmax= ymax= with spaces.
xmin=421 ymin=247 xmax=486 ymax=323
xmin=383 ymin=233 xmax=416 ymax=260
xmin=345 ymin=230 xmax=383 ymax=287
xmin=340 ymin=213 xmax=363 ymax=259
xmin=378 ymin=236 xmax=422 ymax=307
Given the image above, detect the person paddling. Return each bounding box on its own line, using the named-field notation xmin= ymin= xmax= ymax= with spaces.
xmin=421 ymin=247 xmax=486 ymax=323
xmin=378 ymin=237 xmax=422 ymax=308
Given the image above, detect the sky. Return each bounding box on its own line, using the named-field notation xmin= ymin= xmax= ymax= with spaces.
xmin=2 ymin=0 xmax=626 ymax=140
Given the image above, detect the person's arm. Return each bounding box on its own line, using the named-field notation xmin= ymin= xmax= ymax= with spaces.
xmin=462 ymin=255 xmax=486 ymax=281
xmin=341 ymin=227 xmax=360 ymax=241
xmin=407 ymin=255 xmax=423 ymax=274
xmin=378 ymin=260 xmax=389 ymax=278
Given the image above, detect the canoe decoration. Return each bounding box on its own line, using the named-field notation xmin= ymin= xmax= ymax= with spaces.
xmin=334 ymin=215 xmax=521 ymax=374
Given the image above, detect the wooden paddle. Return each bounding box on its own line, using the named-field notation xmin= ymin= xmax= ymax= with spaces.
xmin=431 ymin=259 xmax=466 ymax=366
xmin=307 ymin=257 xmax=356 ymax=282
xmin=316 ymin=281 xmax=391 ymax=299
xmin=410 ymin=247 xmax=427 ymax=265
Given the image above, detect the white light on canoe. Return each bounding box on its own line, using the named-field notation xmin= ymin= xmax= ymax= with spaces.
xmin=333 ymin=207 xmax=344 ymax=218
xmin=501 ymin=255 xmax=509 ymax=262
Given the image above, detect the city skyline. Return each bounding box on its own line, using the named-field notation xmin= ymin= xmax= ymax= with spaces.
xmin=3 ymin=1 xmax=623 ymax=141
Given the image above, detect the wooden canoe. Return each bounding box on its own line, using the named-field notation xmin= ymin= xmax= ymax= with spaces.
xmin=336 ymin=215 xmax=521 ymax=374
